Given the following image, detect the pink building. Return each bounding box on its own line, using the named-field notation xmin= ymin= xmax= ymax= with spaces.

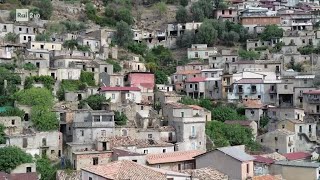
xmin=126 ymin=72 xmax=155 ymax=104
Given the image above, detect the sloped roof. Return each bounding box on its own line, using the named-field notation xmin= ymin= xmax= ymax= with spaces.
xmin=99 ymin=86 xmax=141 ymax=91
xmin=253 ymin=155 xmax=274 ymax=165
xmin=146 ymin=150 xmax=205 ymax=164
xmin=253 ymin=175 xmax=283 ymax=180
xmin=182 ymin=167 xmax=228 ymax=180
xmin=283 ymin=152 xmax=312 ymax=161
xmin=217 ymin=146 xmax=255 ymax=162
xmin=81 ymin=160 xmax=190 ymax=180
xmin=303 ymin=90 xmax=320 ymax=95
xmin=0 ymin=172 xmax=38 ymax=180
xmin=234 ymin=78 xmax=264 ymax=84
xmin=112 ymin=148 xmax=144 ymax=157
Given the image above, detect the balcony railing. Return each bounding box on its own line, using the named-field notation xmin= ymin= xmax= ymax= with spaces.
xmin=307 ymin=98 xmax=320 ymax=104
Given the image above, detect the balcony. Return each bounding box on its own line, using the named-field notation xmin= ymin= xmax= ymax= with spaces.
xmin=73 ymin=121 xmax=115 ymax=128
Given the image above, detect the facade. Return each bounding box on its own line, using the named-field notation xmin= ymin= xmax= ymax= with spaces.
xmin=195 ymin=145 xmax=255 ymax=180
xmin=187 ymin=44 xmax=217 ymax=60
xmin=257 ymin=129 xmax=295 ymax=154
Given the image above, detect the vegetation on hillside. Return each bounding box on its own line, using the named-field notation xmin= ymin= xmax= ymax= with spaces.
xmin=0 ymin=146 xmax=33 ymax=173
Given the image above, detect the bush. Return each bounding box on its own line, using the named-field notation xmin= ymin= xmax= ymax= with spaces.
xmin=81 ymin=94 xmax=108 ymax=110
xmin=127 ymin=42 xmax=148 ymax=55
xmin=33 ymin=0 xmax=53 ymax=20
xmin=80 ymin=71 xmax=95 ymax=86
xmin=23 ymin=63 xmax=37 ymax=71
xmin=14 ymin=88 xmax=54 ymax=107
xmin=35 ymin=33 xmax=51 ymax=42
xmin=0 ymin=146 xmax=33 ymax=173
xmin=114 ymin=111 xmax=127 ymax=125
xmin=108 ymin=60 xmax=122 ymax=73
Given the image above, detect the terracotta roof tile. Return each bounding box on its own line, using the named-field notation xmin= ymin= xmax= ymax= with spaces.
xmin=260 ymin=152 xmax=287 ymax=161
xmin=81 ymin=160 xmax=189 ymax=180
xmin=185 ymin=77 xmax=206 ymax=83
xmin=182 ymin=167 xmax=228 ymax=180
xmin=242 ymin=99 xmax=264 ymax=109
xmin=146 ymin=150 xmax=205 ymax=164
xmin=0 ymin=172 xmax=38 ymax=180
xmin=99 ymin=86 xmax=141 ymax=91
xmin=283 ymin=152 xmax=312 ymax=161
xmin=303 ymin=90 xmax=320 ymax=95
xmin=253 ymin=155 xmax=274 ymax=165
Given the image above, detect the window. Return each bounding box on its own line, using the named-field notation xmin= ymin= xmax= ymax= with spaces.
xmin=156 ymin=165 xmax=161 ymax=168
xmin=42 ymin=138 xmax=47 ymax=146
xmin=284 ymin=85 xmax=288 ymax=89
xmin=299 ymin=126 xmax=302 ymax=132
xmin=112 ymin=94 xmax=115 ymax=99
xmin=80 ymin=130 xmax=84 ymax=136
xmin=191 ymin=126 xmax=195 ymax=137
xmin=189 ymin=84 xmax=193 ymax=88
xmin=93 ymin=157 xmax=99 ymax=165
xmin=51 ymin=150 xmax=55 ymax=154
xmin=24 ymin=36 xmax=26 ymax=40
xmin=275 ymin=137 xmax=278 ymax=141
xmin=23 ymin=138 xmax=28 ymax=148
xmin=11 ymin=120 xmax=15 ymax=125
xmin=309 ymin=125 xmax=312 ymax=132
xmin=246 ymin=164 xmax=249 ymax=173
xmin=178 ymin=164 xmax=181 ymax=170
xmin=141 ymin=106 xmax=144 ymax=110
xmin=195 ymin=52 xmax=198 ymax=58
xmin=19 ymin=27 xmax=22 ymax=31
xmin=132 ymin=160 xmax=137 ymax=162
xmin=270 ymin=94 xmax=274 ymax=99
xmin=275 ymin=149 xmax=279 ymax=152
xmin=144 ymin=150 xmax=148 ymax=154
xmin=192 ymin=142 xmax=196 ymax=150
xmin=258 ymin=95 xmax=261 ymax=99
xmin=304 ymin=79 xmax=307 ymax=84
xmin=261 ymin=138 xmax=263 ymax=143
xmin=302 ymin=39 xmax=305 ymax=43
xmin=181 ymin=112 xmax=184 ymax=117
xmin=101 ymin=130 xmax=106 ymax=136
xmin=163 ymin=149 xmax=166 ymax=153
xmin=39 ymin=54 xmax=43 ymax=58
xmin=40 ymin=45 xmax=44 ymax=49
xmin=282 ymin=125 xmax=285 ymax=129
xmin=222 ymin=10 xmax=225 ymax=14
xmin=104 ymin=67 xmax=108 ymax=72
xmin=36 ymin=62 xmax=40 ymax=68
xmin=264 ymin=64 xmax=268 ymax=68
xmin=26 ymin=167 xmax=32 ymax=173
xmin=148 ymin=134 xmax=152 ymax=139
xmin=89 ymin=177 xmax=92 ymax=180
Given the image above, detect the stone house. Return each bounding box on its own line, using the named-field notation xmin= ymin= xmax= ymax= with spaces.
xmin=25 ymin=49 xmax=50 ymax=61
xmin=185 ymin=77 xmax=206 ymax=99
xmin=11 ymin=163 xmax=36 ymax=174
xmin=187 ymin=44 xmax=217 ymax=60
xmin=112 ymin=148 xmax=146 ymax=165
xmin=155 ymin=91 xmax=182 ymax=108
xmin=0 ymin=22 xmax=14 ymax=37
xmin=278 ymin=9 xmax=313 ymax=31
xmin=257 ymin=129 xmax=295 ymax=154
xmin=242 ymin=98 xmax=264 ymax=125
xmin=146 ymin=150 xmax=205 ymax=171
xmin=81 ymin=160 xmax=191 ymax=180
xmin=100 ymin=73 xmax=124 ymax=87
xmin=6 ymin=130 xmax=62 ymax=160
xmin=163 ymin=102 xmax=206 ymax=151
xmin=77 ymin=36 xmax=100 ymax=53
xmin=228 ymin=60 xmax=281 ymax=75
xmin=172 ymin=70 xmax=202 ymax=93
xmin=17 ymin=33 xmax=36 ymax=44
xmin=276 ymin=119 xmax=317 ymax=152
xmin=201 ymin=69 xmax=223 ymax=100
xmin=214 ymin=8 xmax=238 ymax=22
xmin=195 ymin=145 xmax=255 ymax=180
xmin=123 ymin=56 xmax=147 ymax=72
xmin=0 ymin=116 xmax=23 ymax=136
xmin=24 ymin=55 xmax=49 ymax=69
xmin=13 ymin=25 xmax=38 ymax=35
xmin=303 ymin=90 xmax=320 ymax=125
xmin=27 ymin=41 xmax=62 ymax=51
xmin=240 ymin=15 xmax=281 ymax=33
xmin=270 ymin=161 xmax=320 ymax=180
xmin=98 ymin=86 xmax=142 ymax=106
xmin=281 ymin=30 xmax=314 ymax=47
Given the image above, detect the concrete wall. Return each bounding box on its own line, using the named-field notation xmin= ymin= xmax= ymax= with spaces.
xmin=196 ymin=150 xmax=254 ymax=180
xmin=28 ymin=41 xmax=62 ymax=51
xmin=0 ymin=116 xmax=23 ymax=135
xmin=75 ymin=152 xmax=112 ymax=170
xmin=257 ymin=132 xmax=295 ymax=154
xmin=11 ymin=163 xmax=36 ymax=174
xmin=270 ymin=164 xmax=318 ymax=180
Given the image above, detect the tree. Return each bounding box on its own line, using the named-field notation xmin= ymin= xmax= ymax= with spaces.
xmin=80 ymin=71 xmax=95 ymax=86
xmin=0 ymin=124 xmax=5 ymax=144
xmin=176 ymin=6 xmax=188 ymax=23
xmin=114 ymin=21 xmax=133 ymax=48
xmin=0 ymin=67 xmax=21 ymax=96
xmin=0 ymin=146 xmax=33 ymax=173
xmin=82 ymin=94 xmax=108 ymax=110
xmin=206 ymin=121 xmax=260 ymax=151
xmin=176 ymin=31 xmax=195 ymax=48
xmin=116 ymin=7 xmax=133 ymax=25
xmin=36 ymin=33 xmax=51 ymax=42
xmin=114 ymin=111 xmax=128 ymax=125
xmin=153 ymin=2 xmax=167 ymax=18
xmin=180 ymin=0 xmax=188 ymax=6
xmin=260 ymin=25 xmax=284 ymax=41
xmin=155 ymin=70 xmax=168 ymax=84
xmin=146 ymin=62 xmax=158 ymax=73
xmin=108 ymin=60 xmax=122 ymax=73
xmin=211 ymin=106 xmax=246 ymax=122
xmin=85 ymin=2 xmax=98 ymax=21
xmin=221 ymin=31 xmax=240 ymax=46
xmin=63 ymin=39 xmax=78 ymax=51
xmin=196 ymin=20 xmax=218 ymax=46
xmin=31 ymin=106 xmax=59 ymax=131
xmin=190 ymin=0 xmax=212 ymax=21
xmin=23 ymin=63 xmax=37 ymax=71
xmin=14 ymin=88 xmax=53 ymax=107
xmin=127 ymin=42 xmax=148 ymax=55
xmin=33 ymin=0 xmax=53 ymax=20
xmin=4 ymin=32 xmax=17 ymax=43
xmin=238 ymin=49 xmax=260 ymax=60
xmin=36 ymin=156 xmax=56 ymax=180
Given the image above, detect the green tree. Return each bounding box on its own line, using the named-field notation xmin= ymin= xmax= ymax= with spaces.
xmin=128 ymin=42 xmax=148 ymax=55
xmin=153 ymin=2 xmax=167 ymax=18
xmin=260 ymin=25 xmax=284 ymax=41
xmin=4 ymin=32 xmax=17 ymax=43
xmin=176 ymin=6 xmax=188 ymax=23
xmin=0 ymin=67 xmax=21 ymax=96
xmin=116 ymin=7 xmax=133 ymax=25
xmin=196 ymin=20 xmax=218 ymax=46
xmin=63 ymin=39 xmax=78 ymax=51
xmin=114 ymin=111 xmax=128 ymax=125
xmin=85 ymin=2 xmax=98 ymax=21
xmin=211 ymin=106 xmax=246 ymax=122
xmin=108 ymin=60 xmax=122 ymax=73
xmin=23 ymin=63 xmax=37 ymax=71
xmin=155 ymin=70 xmax=168 ymax=84
xmin=114 ymin=21 xmax=133 ymax=48
xmin=14 ymin=88 xmax=53 ymax=107
xmin=176 ymin=31 xmax=195 ymax=48
xmin=190 ymin=0 xmax=212 ymax=21
xmin=35 ymin=33 xmax=51 ymax=42
xmin=36 ymin=156 xmax=56 ymax=180
xmin=146 ymin=62 xmax=158 ymax=73
xmin=221 ymin=31 xmax=240 ymax=46
xmin=180 ymin=0 xmax=188 ymax=6
xmin=238 ymin=49 xmax=260 ymax=60
xmin=0 ymin=146 xmax=33 ymax=173
xmin=82 ymin=94 xmax=108 ymax=110
xmin=80 ymin=71 xmax=95 ymax=86
xmin=0 ymin=124 xmax=5 ymax=144
xmin=33 ymin=0 xmax=53 ymax=20
xmin=31 ymin=106 xmax=59 ymax=131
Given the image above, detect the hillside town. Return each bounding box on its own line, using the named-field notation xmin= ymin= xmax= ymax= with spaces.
xmin=1 ymin=0 xmax=320 ymax=179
